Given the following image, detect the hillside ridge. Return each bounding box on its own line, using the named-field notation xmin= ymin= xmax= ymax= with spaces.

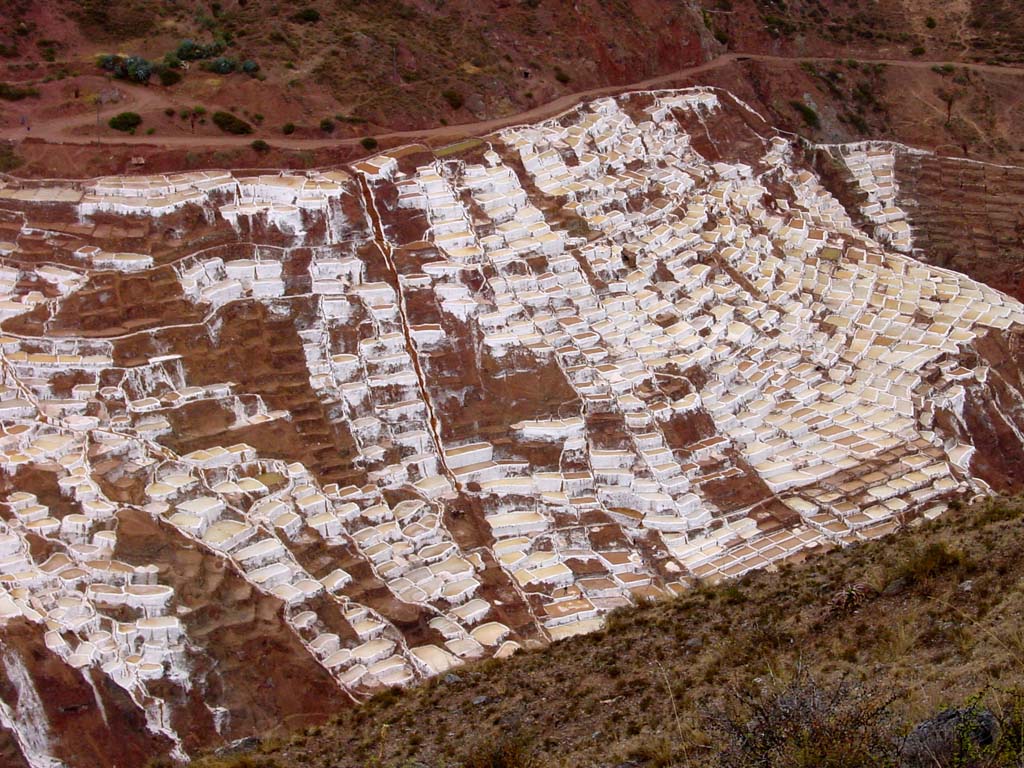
xmin=194 ymin=494 xmax=1024 ymax=768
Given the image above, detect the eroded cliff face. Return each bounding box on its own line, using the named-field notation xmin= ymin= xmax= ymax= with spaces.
xmin=0 ymin=620 xmax=169 ymax=768
xmin=1 ymin=88 xmax=1024 ymax=766
xmin=934 ymin=329 xmax=1024 ymax=492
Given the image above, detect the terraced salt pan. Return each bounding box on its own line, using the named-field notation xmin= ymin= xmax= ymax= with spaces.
xmin=1 ymin=85 xmax=1023 ymax=764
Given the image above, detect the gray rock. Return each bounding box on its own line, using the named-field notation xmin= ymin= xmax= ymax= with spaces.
xmin=465 ymin=92 xmax=486 ymax=116
xmin=214 ymin=736 xmax=260 ymax=756
xmin=472 ymin=695 xmax=491 ymax=706
xmin=685 ymin=636 xmax=704 ymax=649
xmin=883 ymin=577 xmax=909 ymax=596
xmin=902 ymin=707 xmax=998 ymax=767
xmin=443 ymin=673 xmax=462 ymax=685
xmin=958 ymin=580 xmax=974 ymax=593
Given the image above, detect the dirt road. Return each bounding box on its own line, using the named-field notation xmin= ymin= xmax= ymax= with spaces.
xmin=2 ymin=52 xmax=1023 ymax=151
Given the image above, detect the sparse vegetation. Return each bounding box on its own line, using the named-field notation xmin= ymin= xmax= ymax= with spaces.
xmin=0 ymin=82 xmax=39 ymax=101
xmin=790 ymin=99 xmax=821 ymax=129
xmin=442 ymin=89 xmax=464 ymax=109
xmin=894 ymin=540 xmax=966 ymax=585
xmin=459 ymin=733 xmax=540 ymax=768
xmin=291 ymin=8 xmax=321 ymax=23
xmin=0 ymin=142 xmax=23 ymax=173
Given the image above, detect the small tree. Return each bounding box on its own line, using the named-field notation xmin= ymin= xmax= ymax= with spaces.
xmin=360 ymin=136 xmax=378 ymax=150
xmin=251 ymin=139 xmax=270 ymax=152
xmin=936 ymin=86 xmax=964 ymax=127
xmin=282 ymin=122 xmax=296 ymax=135
xmin=319 ymin=117 xmax=335 ymax=132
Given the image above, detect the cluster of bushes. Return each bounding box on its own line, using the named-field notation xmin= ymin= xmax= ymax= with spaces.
xmin=98 ymin=39 xmax=260 ymax=88
xmin=176 ymin=38 xmax=225 ymax=61
xmin=97 ymin=54 xmax=155 ymax=84
xmin=198 ymin=57 xmax=260 ymax=76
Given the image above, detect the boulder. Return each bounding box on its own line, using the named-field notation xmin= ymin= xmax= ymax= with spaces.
xmin=902 ymin=707 xmax=998 ymax=767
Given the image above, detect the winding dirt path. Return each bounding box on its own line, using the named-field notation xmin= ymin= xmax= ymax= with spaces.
xmin=3 ymin=53 xmax=1024 ymax=151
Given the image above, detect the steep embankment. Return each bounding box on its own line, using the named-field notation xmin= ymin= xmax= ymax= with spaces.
xmin=194 ymin=496 xmax=1024 ymax=768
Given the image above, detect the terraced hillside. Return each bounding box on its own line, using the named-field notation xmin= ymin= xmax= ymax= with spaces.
xmin=0 ymin=87 xmax=1023 ymax=766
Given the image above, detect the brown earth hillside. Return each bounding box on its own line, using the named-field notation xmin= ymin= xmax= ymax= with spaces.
xmin=190 ymin=495 xmax=1024 ymax=768
xmin=4 ymin=0 xmax=1024 ymax=147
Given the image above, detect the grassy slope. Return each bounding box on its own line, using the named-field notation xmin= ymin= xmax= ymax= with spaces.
xmin=191 ymin=496 xmax=1024 ymax=768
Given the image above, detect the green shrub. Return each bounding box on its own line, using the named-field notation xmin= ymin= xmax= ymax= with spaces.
xmin=251 ymin=139 xmax=270 ymax=152
xmin=442 ymin=89 xmax=464 ymax=109
xmin=460 ymin=733 xmax=539 ymax=768
xmin=212 ymin=111 xmax=252 ymax=134
xmin=789 ymin=100 xmax=820 ymax=129
xmin=897 ymin=541 xmax=965 ymax=585
xmin=291 ymin=8 xmax=321 ymax=22
xmin=925 ymin=16 xmax=936 ymax=29
xmin=158 ymin=68 xmax=181 ymax=86
xmin=360 ymin=136 xmax=378 ymax=150
xmin=319 ymin=118 xmax=334 ymax=132
xmin=554 ymin=66 xmax=570 ymax=84
xmin=108 ymin=111 xmax=142 ymax=132
xmin=0 ymin=142 xmax=23 ymax=173
xmin=282 ymin=122 xmax=296 ymax=135
xmin=911 ymin=46 xmax=926 ymax=56
xmin=164 ymin=107 xmax=175 ymax=117
xmin=203 ymin=57 xmax=236 ymax=74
